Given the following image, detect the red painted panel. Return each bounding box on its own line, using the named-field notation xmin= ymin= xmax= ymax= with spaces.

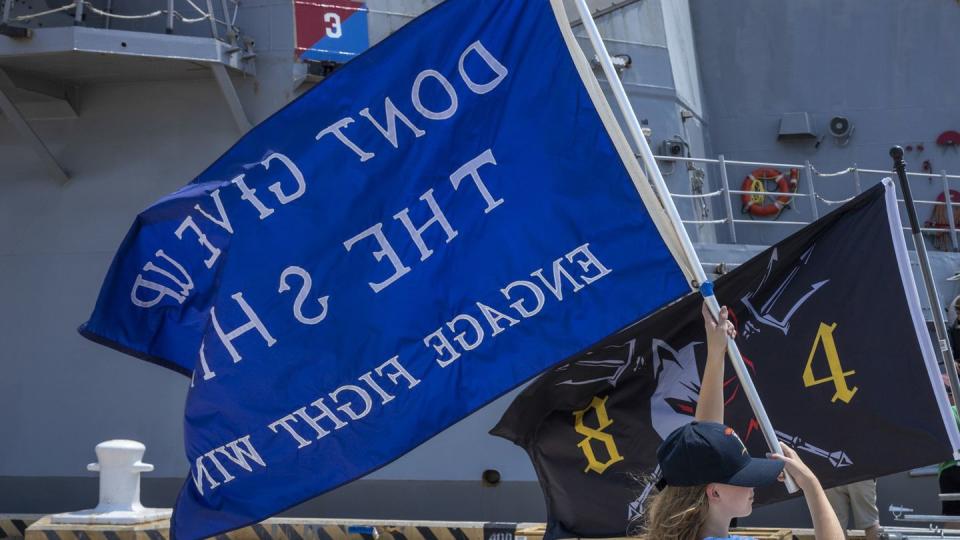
xmin=294 ymin=1 xmax=364 ymax=55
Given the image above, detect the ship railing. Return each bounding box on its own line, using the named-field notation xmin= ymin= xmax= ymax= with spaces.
xmin=293 ymin=1 xmax=418 ymax=19
xmin=1 ymin=0 xmax=241 ymax=44
xmin=653 ymin=154 xmax=960 ymax=251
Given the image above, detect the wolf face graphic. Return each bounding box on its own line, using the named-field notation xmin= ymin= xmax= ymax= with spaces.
xmin=649 ymin=339 xmax=702 ymax=439
xmin=648 ymin=332 xmax=758 ymax=442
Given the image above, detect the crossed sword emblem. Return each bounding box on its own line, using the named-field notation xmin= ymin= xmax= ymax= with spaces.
xmin=776 ymin=430 xmax=852 ymax=468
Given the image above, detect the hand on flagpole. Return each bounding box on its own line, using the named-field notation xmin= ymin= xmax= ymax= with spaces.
xmin=769 ymin=444 xmax=818 ymax=492
xmin=701 ymin=298 xmax=799 ymax=494
xmin=696 ymin=302 xmax=736 ymax=423
xmin=769 ymin=444 xmax=844 ymax=540
xmin=703 ymin=303 xmax=736 ymax=354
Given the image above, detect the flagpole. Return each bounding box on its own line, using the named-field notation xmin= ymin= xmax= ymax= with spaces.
xmin=890 ymin=146 xmax=960 ymax=402
xmin=572 ymin=0 xmax=799 ymax=493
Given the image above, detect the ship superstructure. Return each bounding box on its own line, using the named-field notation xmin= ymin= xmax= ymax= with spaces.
xmin=2 ymin=0 xmax=960 ymax=529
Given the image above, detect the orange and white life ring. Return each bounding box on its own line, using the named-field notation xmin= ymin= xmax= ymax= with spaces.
xmin=740 ymin=167 xmax=799 ymax=217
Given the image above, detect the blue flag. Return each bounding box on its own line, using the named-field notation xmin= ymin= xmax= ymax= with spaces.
xmin=80 ymin=0 xmax=691 ymax=538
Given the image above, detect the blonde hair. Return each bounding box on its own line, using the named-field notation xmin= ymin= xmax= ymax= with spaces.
xmin=635 ymin=484 xmax=709 ymax=540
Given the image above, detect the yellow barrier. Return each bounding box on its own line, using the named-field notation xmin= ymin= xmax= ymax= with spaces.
xmin=24 ymin=517 xmax=541 ymax=540
xmin=0 ymin=515 xmax=41 ymax=540
xmin=16 ymin=516 xmax=873 ymax=540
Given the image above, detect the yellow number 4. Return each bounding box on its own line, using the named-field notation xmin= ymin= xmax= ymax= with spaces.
xmin=802 ymin=322 xmax=858 ymax=403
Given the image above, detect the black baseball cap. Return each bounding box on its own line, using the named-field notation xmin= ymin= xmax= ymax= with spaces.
xmin=656 ymin=421 xmax=784 ymax=488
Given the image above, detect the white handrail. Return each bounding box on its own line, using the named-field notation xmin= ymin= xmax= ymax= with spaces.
xmin=293 ymin=1 xmax=416 ymax=19
xmin=657 ymin=153 xmax=960 ymax=250
xmin=653 ymin=155 xmax=960 ymax=180
xmin=3 ymin=0 xmax=238 ymax=42
xmin=726 ymin=189 xmax=810 ymax=197
xmin=671 ymin=190 xmax=724 ymax=199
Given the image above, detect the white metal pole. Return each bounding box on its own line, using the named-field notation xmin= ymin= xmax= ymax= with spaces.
xmin=166 ymin=0 xmax=175 ymax=34
xmin=943 ymin=171 xmax=958 ymax=251
xmin=74 ymin=0 xmax=84 ymax=25
xmin=805 ymin=161 xmax=820 ymax=220
xmin=718 ymin=154 xmax=737 ymax=243
xmin=205 ymin=0 xmax=218 ymax=40
xmin=572 ymin=0 xmax=798 ymax=493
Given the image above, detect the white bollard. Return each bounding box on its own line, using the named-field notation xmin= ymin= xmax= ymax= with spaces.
xmin=51 ymin=440 xmax=172 ymax=525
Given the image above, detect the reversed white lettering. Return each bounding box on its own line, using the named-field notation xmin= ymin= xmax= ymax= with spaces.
xmin=210 ymin=292 xmax=278 ymax=363
xmin=476 ymin=301 xmax=520 ymax=337
xmin=268 ymin=413 xmax=313 ymax=449
xmin=175 ymin=216 xmax=221 ymax=269
xmin=424 ymin=328 xmax=461 ymax=367
xmin=375 ymin=356 xmax=421 ymax=389
xmin=393 ymin=188 xmax=458 ymax=262
xmin=231 ymin=174 xmax=275 ymax=220
xmin=130 ymin=250 xmax=194 ymax=308
xmin=411 ymin=69 xmax=458 ymax=121
xmin=194 ymin=188 xmax=233 ymax=234
xmin=263 ymin=152 xmax=307 ymax=205
xmin=358 ymin=371 xmax=395 ymax=405
xmin=278 ymin=266 xmax=330 ymax=325
xmin=566 ymin=243 xmax=612 ymax=284
xmin=449 ymin=149 xmax=503 ymax=214
xmin=343 ymin=223 xmax=412 ymax=293
xmin=458 ymin=41 xmax=509 ymax=95
xmin=294 ymin=398 xmax=348 ymax=439
xmin=330 ymin=384 xmax=373 ymax=421
xmin=191 ymin=454 xmax=220 ymax=495
xmin=531 ymin=258 xmax=584 ymax=301
xmin=213 ymin=436 xmax=266 ymax=474
xmin=501 ymin=280 xmax=546 ymax=318
xmin=268 ymin=357 xmax=422 ymax=451
xmin=191 ymin=434 xmax=266 ymax=495
xmin=447 ymin=314 xmax=484 ymax=352
xmin=359 ymin=97 xmax=426 ymax=149
xmin=316 ymin=117 xmax=374 ymax=162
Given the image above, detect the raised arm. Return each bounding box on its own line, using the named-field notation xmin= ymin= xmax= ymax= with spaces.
xmin=770 ymin=445 xmax=844 ymax=540
xmin=694 ymin=302 xmax=735 ymax=423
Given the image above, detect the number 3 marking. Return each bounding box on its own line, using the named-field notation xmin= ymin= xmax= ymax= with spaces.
xmin=324 ymin=12 xmax=342 ymax=38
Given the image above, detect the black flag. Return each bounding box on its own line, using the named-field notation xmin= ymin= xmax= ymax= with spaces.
xmin=491 ymin=180 xmax=960 ymax=539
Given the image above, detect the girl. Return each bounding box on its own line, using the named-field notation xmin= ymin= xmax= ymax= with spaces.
xmin=639 ymin=304 xmax=843 ymax=540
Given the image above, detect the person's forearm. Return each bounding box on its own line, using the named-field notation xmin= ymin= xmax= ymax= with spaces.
xmin=803 ymin=480 xmax=844 ymax=540
xmin=694 ymin=347 xmax=725 ymax=423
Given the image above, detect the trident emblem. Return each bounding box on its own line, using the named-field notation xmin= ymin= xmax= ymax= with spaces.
xmin=741 ymin=245 xmax=828 ymax=338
